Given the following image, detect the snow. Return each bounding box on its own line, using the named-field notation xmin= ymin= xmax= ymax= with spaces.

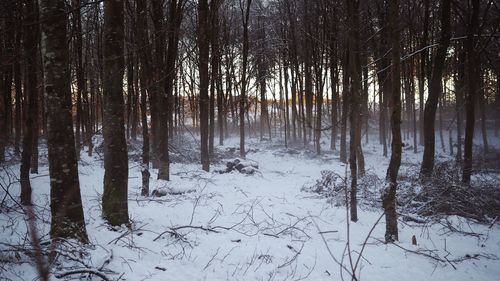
xmin=1 ymin=132 xmax=499 ymax=281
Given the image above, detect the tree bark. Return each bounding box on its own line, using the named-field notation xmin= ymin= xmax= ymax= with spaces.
xmin=239 ymin=0 xmax=252 ymax=158
xmin=383 ymin=0 xmax=402 ymax=243
xmin=199 ymin=0 xmax=210 ymax=171
xmin=102 ymin=0 xmax=129 ymax=226
xmin=339 ymin=50 xmax=348 ymax=163
xmin=72 ymin=0 xmax=83 ymax=159
xmin=462 ymin=0 xmax=480 ymax=184
xmin=39 ymin=0 xmax=88 ymax=241
xmin=20 ymin=0 xmax=38 ymax=206
xmin=13 ymin=18 xmax=22 ymax=155
xmin=136 ymin=0 xmax=150 ymax=196
xmin=420 ymin=0 xmax=451 ymax=176
xmin=346 ymin=0 xmax=361 ymax=222
xmin=210 ymin=0 xmax=221 ymax=153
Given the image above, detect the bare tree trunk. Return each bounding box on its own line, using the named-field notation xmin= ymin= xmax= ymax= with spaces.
xmin=463 ymin=0 xmax=480 ymax=184
xmin=126 ymin=49 xmax=134 ymax=140
xmin=199 ymin=0 xmax=210 ymax=171
xmin=0 ymin=71 xmax=5 ymax=162
xmin=479 ymin=72 xmax=489 ymax=153
xmin=346 ymin=0 xmax=361 ymax=222
xmin=439 ymin=95 xmax=446 ymax=152
xmin=131 ymin=35 xmax=139 ymax=141
xmin=72 ymin=0 xmax=84 ymax=160
xmin=14 ymin=13 xmax=22 ymax=155
xmin=136 ymin=0 xmax=150 ymax=196
xmin=258 ymin=16 xmax=269 ymax=141
xmin=330 ymin=46 xmax=338 ymax=151
xmin=383 ymin=0 xmax=402 ymax=243
xmin=495 ymin=70 xmax=500 ymax=137
xmin=291 ymin=68 xmax=298 ymax=142
xmin=283 ymin=51 xmax=291 ymax=146
xmin=217 ymin=60 xmax=225 ymax=146
xmin=239 ymin=0 xmax=252 ymax=158
xmin=455 ymin=43 xmax=465 ymax=162
xmin=39 ymin=0 xmax=88 ymax=241
xmin=210 ymin=0 xmax=221 ymax=153
xmin=102 ymin=0 xmax=129 ymax=226
xmin=340 ymin=50 xmax=348 ymax=163
xmin=420 ymin=0 xmax=451 ymax=176
xmin=20 ymin=0 xmax=38 ymax=205
xmin=418 ymin=0 xmax=430 ymax=146
xmin=0 ymin=8 xmax=15 ymax=162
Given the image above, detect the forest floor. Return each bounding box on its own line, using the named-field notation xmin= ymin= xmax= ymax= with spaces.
xmin=1 ymin=130 xmax=500 ymax=281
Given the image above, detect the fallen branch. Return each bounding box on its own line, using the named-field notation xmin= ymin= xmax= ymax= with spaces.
xmin=54 ymin=269 xmax=111 ymax=281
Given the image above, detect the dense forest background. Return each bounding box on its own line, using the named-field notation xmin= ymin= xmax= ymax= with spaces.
xmin=0 ymin=0 xmax=499 ymax=280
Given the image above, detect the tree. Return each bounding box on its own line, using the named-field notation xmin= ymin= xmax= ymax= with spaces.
xmin=210 ymin=0 xmax=222 ymax=152
xmin=19 ymin=0 xmax=39 ymax=206
xmin=72 ymin=0 xmax=84 ymax=158
xmin=158 ymin=0 xmax=185 ymax=179
xmin=420 ymin=0 xmax=451 ymax=176
xmin=462 ymin=0 xmax=480 ymax=184
xmin=39 ymin=0 xmax=88 ymax=241
xmin=199 ymin=0 xmax=211 ymax=171
xmin=346 ymin=0 xmax=362 ymax=222
xmin=239 ymin=0 xmax=252 ymax=158
xmin=102 ymin=0 xmax=129 ymax=226
xmin=136 ymin=0 xmax=150 ymax=196
xmin=383 ymin=0 xmax=402 ymax=243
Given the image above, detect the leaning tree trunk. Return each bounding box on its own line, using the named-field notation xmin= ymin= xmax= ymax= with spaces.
xmin=102 ymin=0 xmax=129 ymax=226
xmin=39 ymin=0 xmax=88 ymax=241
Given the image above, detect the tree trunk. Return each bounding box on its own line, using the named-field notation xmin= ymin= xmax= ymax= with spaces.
xmin=479 ymin=72 xmax=488 ymax=153
xmin=383 ymin=0 xmax=402 ymax=243
xmin=420 ymin=0 xmax=451 ymax=176
xmin=136 ymin=0 xmax=150 ymax=196
xmin=258 ymin=17 xmax=269 ymax=142
xmin=72 ymin=0 xmax=84 ymax=160
xmin=418 ymin=0 xmax=430 ymax=146
xmin=210 ymin=0 xmax=221 ymax=153
xmin=102 ymin=0 xmax=129 ymax=226
xmin=330 ymin=46 xmax=338 ymax=151
xmin=462 ymin=0 xmax=480 ymax=184
xmin=340 ymin=50 xmax=348 ymax=163
xmin=14 ymin=20 xmax=22 ymax=155
xmin=240 ymin=0 xmax=252 ymax=158
xmin=346 ymin=0 xmax=361 ymax=222
xmin=455 ymin=43 xmax=465 ymax=162
xmin=199 ymin=0 xmax=210 ymax=171
xmin=39 ymin=0 xmax=88 ymax=241
xmin=20 ymin=0 xmax=39 ymax=205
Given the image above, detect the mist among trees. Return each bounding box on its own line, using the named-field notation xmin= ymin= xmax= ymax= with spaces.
xmin=0 ymin=0 xmax=499 ymax=280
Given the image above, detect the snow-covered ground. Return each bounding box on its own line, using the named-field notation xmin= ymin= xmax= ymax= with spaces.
xmin=1 ymin=132 xmax=499 ymax=281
